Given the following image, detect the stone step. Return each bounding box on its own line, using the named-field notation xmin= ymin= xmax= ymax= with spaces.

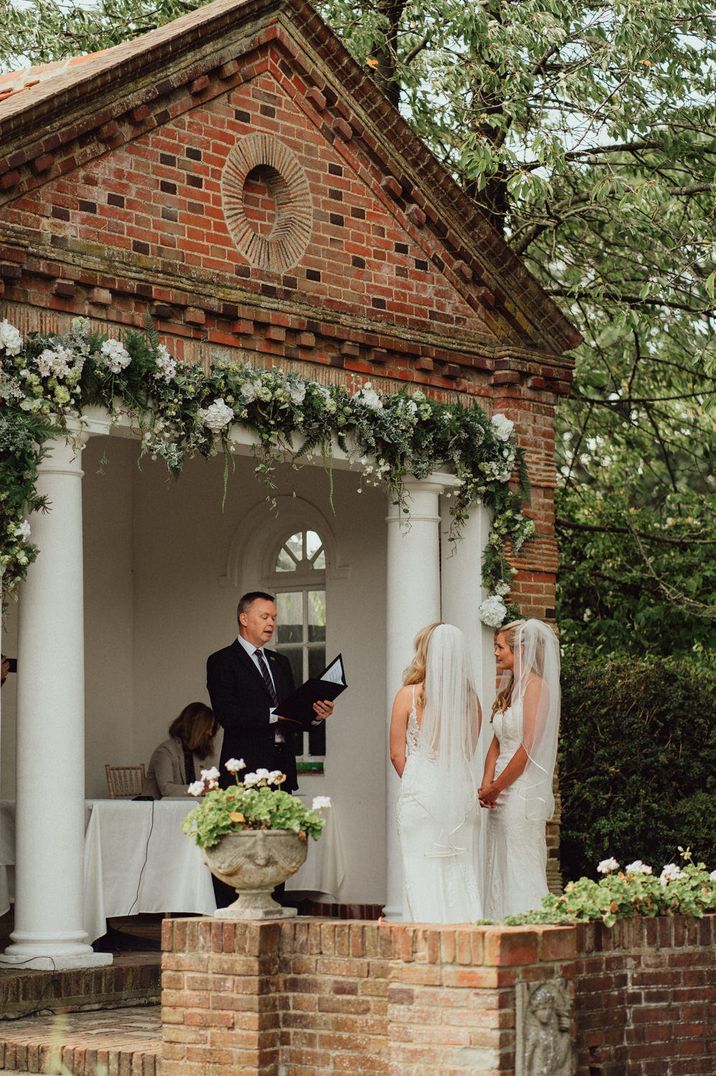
xmin=0 ymin=1005 xmax=160 ymax=1075
xmin=0 ymin=953 xmax=160 ymax=1021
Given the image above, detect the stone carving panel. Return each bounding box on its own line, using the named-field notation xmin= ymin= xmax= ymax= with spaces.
xmin=515 ymin=978 xmax=574 ymax=1076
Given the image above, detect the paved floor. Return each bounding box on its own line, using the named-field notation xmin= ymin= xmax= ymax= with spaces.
xmin=0 ymin=1005 xmax=160 ymax=1075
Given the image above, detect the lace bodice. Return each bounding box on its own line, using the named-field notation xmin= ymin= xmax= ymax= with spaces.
xmin=492 ymin=704 xmax=523 ymax=779
xmin=406 ymin=688 xmax=421 ymax=755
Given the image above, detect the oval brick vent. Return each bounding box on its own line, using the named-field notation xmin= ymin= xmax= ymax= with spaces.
xmin=222 ymin=135 xmax=312 ymax=272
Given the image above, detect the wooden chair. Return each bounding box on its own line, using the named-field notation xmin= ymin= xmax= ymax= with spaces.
xmin=105 ymin=764 xmax=146 ymax=799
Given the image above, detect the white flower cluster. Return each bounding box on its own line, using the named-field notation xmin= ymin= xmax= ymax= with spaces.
xmin=478 ymin=594 xmax=508 ymax=628
xmin=491 ymin=413 xmax=514 ymax=441
xmin=36 ymin=346 xmax=75 ymax=379
xmin=289 ymin=381 xmax=306 ymax=406
xmin=597 ymin=857 xmax=620 ymax=874
xmin=240 ymin=378 xmax=258 ymax=402
xmin=99 ymin=338 xmax=131 ymax=374
xmin=224 ymin=757 xmax=246 ymax=775
xmin=311 ymin=796 xmax=331 ymax=810
xmin=198 ymin=397 xmax=234 ymax=431
xmin=14 ymin=519 xmax=31 ymax=542
xmin=624 ymin=860 xmax=652 ymax=876
xmin=659 ymin=863 xmax=686 ymax=885
xmin=243 ymin=768 xmax=286 ymax=787
xmin=352 ymin=381 xmax=383 ymax=411
xmin=154 ymin=344 xmax=177 ymax=382
xmin=0 ymin=319 xmax=23 ymax=356
xmin=188 ymin=766 xmax=221 ymax=796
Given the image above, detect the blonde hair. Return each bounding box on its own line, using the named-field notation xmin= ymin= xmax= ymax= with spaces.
xmin=403 ymin=622 xmax=442 ymax=706
xmin=491 ymin=619 xmax=525 ymax=718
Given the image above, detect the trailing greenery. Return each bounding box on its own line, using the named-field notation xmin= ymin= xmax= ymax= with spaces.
xmin=0 ymin=317 xmax=531 ymax=617
xmin=483 ymin=851 xmax=716 ymax=928
xmin=182 ymin=765 xmax=329 ymax=848
xmin=558 ymin=651 xmax=716 ymax=883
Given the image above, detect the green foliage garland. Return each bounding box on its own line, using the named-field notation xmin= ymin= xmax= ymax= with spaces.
xmin=0 ymin=317 xmax=533 ymax=619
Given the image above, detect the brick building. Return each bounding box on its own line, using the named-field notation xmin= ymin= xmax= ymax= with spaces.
xmin=0 ymin=0 xmax=577 ymax=968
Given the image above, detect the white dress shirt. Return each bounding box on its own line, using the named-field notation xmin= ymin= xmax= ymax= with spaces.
xmin=237 ymin=634 xmax=279 ymax=727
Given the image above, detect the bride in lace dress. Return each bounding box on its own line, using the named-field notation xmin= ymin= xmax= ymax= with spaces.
xmin=389 ymin=623 xmax=483 ymax=923
xmin=479 ymin=619 xmax=561 ymax=919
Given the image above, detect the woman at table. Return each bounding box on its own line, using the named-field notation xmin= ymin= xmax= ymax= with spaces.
xmin=142 ymin=702 xmax=221 ymax=798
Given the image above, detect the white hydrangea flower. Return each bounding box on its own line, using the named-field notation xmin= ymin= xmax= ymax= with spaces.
xmin=36 ymin=346 xmax=73 ymax=379
xmin=478 ymin=595 xmax=507 ymax=628
xmin=352 ymin=382 xmax=383 ymax=410
xmin=100 ymin=338 xmax=131 ymax=373
xmin=312 ymin=796 xmax=331 ymax=810
xmin=290 ymin=382 xmax=306 ymax=405
xmin=240 ymin=380 xmax=257 ymax=402
xmin=659 ymin=863 xmax=686 ymax=885
xmin=188 ymin=780 xmax=205 ymax=797
xmin=14 ymin=519 xmax=31 ymax=541
xmin=625 ymin=860 xmax=652 ymax=876
xmin=597 ymin=858 xmax=620 ymax=874
xmin=0 ymin=319 xmax=23 ymax=356
xmin=495 ymin=581 xmax=511 ymax=597
xmin=154 ymin=344 xmax=177 ymax=382
xmin=224 ymin=758 xmax=246 ymax=774
xmin=491 ymin=413 xmax=514 ymax=441
xmin=197 ymin=397 xmax=234 ymax=431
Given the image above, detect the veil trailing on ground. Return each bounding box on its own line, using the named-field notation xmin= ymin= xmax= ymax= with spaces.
xmin=414 ymin=624 xmax=482 ymax=849
xmin=502 ymin=619 xmax=561 ymax=821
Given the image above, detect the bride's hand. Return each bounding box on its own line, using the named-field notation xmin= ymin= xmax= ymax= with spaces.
xmin=478 ymin=782 xmax=500 ymax=808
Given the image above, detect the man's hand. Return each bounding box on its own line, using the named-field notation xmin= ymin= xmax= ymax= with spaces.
xmin=312 ymin=699 xmax=334 ymax=721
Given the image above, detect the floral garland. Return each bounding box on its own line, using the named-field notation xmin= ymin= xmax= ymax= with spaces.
xmin=0 ymin=317 xmax=534 ymax=623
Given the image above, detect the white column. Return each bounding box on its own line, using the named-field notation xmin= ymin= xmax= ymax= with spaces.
xmin=0 ymin=434 xmax=111 ymax=968
xmin=384 ymin=478 xmax=446 ymax=919
xmin=440 ymin=499 xmax=496 ymax=708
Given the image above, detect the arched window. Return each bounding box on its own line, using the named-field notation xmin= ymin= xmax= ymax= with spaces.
xmin=271 ymin=529 xmax=327 ymax=761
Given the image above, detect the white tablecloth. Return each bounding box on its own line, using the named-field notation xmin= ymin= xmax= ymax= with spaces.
xmin=0 ymin=796 xmax=345 ymax=942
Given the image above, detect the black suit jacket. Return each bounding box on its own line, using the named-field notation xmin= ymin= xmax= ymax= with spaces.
xmin=206 ymin=639 xmax=299 ymax=791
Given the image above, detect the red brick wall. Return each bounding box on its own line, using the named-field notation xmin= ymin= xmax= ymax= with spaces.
xmin=161 ymin=913 xmax=716 ymax=1074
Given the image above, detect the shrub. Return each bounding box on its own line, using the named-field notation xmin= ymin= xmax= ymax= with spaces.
xmin=558 ymin=651 xmax=716 ymax=882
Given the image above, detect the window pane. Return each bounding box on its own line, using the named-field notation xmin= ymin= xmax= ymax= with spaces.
xmin=308 ymin=590 xmax=326 ymax=642
xmin=276 ymin=592 xmax=303 ymax=644
xmin=308 ymin=646 xmax=326 ymax=679
xmin=312 ymin=548 xmax=326 ymax=569
xmin=305 ymin=530 xmax=322 ymax=559
xmin=276 ymin=546 xmax=297 ymax=572
xmin=285 ymin=531 xmax=303 ymax=561
xmin=282 ymin=647 xmax=303 ymax=688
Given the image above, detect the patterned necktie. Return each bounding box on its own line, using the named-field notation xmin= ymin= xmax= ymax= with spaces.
xmin=254 ymin=648 xmax=278 ymax=706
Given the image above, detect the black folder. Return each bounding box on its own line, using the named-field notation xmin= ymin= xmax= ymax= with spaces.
xmin=277 ymin=654 xmax=347 ymax=731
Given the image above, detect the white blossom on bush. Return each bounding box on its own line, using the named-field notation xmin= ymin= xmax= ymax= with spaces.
xmin=312 ymin=796 xmax=331 ymax=810
xmin=154 ymin=344 xmax=177 ymax=382
xmin=188 ymin=780 xmax=205 ymax=797
xmin=710 ymin=870 xmax=716 ymax=882
xmin=495 ymin=581 xmax=511 ymax=597
xmin=240 ymin=380 xmax=257 ymax=402
xmin=14 ymin=519 xmax=31 ymax=541
xmin=625 ymin=860 xmax=652 ymax=875
xmin=224 ymin=758 xmax=246 ymax=774
xmin=352 ymin=381 xmax=383 ymax=410
xmin=289 ymin=381 xmax=306 ymax=405
xmin=479 ymin=594 xmax=508 ymax=628
xmin=659 ymin=863 xmax=687 ymax=885
xmin=491 ymin=413 xmax=514 ymax=441
xmin=99 ymin=338 xmax=131 ymax=373
xmin=197 ymin=397 xmax=234 ymax=431
xmin=0 ymin=320 xmax=22 ymax=356
xmin=597 ymin=857 xmax=620 ymax=874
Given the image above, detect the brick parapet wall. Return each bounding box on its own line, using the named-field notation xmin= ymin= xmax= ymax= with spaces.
xmin=161 ymin=913 xmax=715 ymax=1074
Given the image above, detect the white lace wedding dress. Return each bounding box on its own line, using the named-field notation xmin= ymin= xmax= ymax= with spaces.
xmin=397 ymin=692 xmax=482 ymax=923
xmin=483 ymin=703 xmax=549 ymax=919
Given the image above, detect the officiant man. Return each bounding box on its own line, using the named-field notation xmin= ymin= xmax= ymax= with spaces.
xmin=207 ymin=591 xmax=334 ymax=792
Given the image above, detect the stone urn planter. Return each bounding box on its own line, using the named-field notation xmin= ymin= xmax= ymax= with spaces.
xmin=203 ymin=829 xmax=308 ymax=920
